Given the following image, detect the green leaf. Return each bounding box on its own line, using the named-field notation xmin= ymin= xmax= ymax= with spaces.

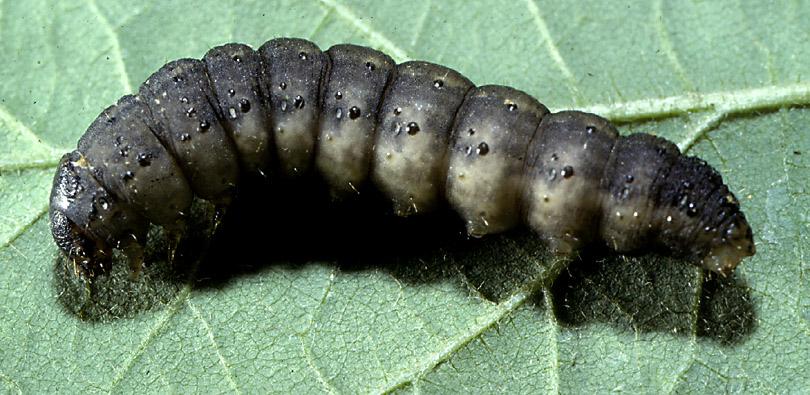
xmin=1 ymin=0 xmax=808 ymax=393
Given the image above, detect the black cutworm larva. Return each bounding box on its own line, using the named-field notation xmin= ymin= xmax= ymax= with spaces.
xmin=49 ymin=38 xmax=755 ymax=278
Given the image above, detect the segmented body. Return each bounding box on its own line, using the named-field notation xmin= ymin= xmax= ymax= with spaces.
xmin=49 ymin=38 xmax=755 ymax=278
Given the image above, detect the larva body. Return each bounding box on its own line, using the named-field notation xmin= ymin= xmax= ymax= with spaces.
xmin=49 ymin=38 xmax=755 ymax=278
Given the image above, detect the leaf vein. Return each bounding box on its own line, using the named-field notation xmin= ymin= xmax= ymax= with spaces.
xmin=0 ymin=371 xmax=22 ymax=395
xmin=85 ymin=0 xmax=133 ymax=93
xmin=0 ymin=206 xmax=47 ymax=251
xmin=0 ymin=104 xmax=61 ymax=156
xmin=409 ymin=0 xmax=432 ymax=48
xmin=108 ymin=285 xmax=191 ymax=392
xmin=677 ymin=110 xmax=726 ymax=153
xmin=307 ymin=8 xmax=333 ymax=39
xmin=567 ymin=82 xmax=810 ymax=122
xmin=0 ymin=158 xmax=61 ymax=173
xmin=542 ymin=287 xmax=560 ymax=394
xmin=524 ymin=0 xmax=583 ymax=104
xmin=317 ymin=0 xmax=410 ymax=62
xmin=653 ymin=0 xmax=695 ymax=90
xmin=187 ymin=299 xmax=241 ymax=394
xmin=778 ymin=109 xmax=810 ymax=336
xmin=299 ymin=269 xmax=339 ymax=394
xmin=113 ymin=3 xmax=151 ymax=29
xmin=664 ymin=269 xmax=703 ymax=394
xmin=378 ymin=287 xmax=537 ymax=393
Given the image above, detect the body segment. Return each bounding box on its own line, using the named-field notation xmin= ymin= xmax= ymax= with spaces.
xmin=446 ymin=85 xmax=548 ymax=236
xmin=139 ymin=59 xmax=240 ymax=203
xmin=316 ymin=44 xmax=396 ymax=198
xmin=371 ymin=61 xmax=473 ymax=215
xmin=203 ymin=43 xmax=274 ymax=177
xmin=523 ymin=111 xmax=618 ymax=254
xmin=259 ymin=38 xmax=327 ymax=177
xmin=77 ymin=95 xmax=193 ymax=227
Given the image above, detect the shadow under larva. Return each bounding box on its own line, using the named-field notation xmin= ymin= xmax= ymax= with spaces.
xmin=50 ymin=38 xmax=757 ymax=331
xmin=54 ymin=178 xmax=756 ymax=348
xmin=550 ymin=251 xmax=756 ymax=345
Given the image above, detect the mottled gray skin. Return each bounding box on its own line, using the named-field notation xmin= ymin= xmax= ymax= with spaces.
xmin=49 ymin=38 xmax=755 ymax=278
xmin=139 ymin=58 xmax=240 ymax=203
xmin=203 ymin=43 xmax=274 ymax=178
xmin=523 ymin=112 xmax=618 ymax=255
xmin=446 ymin=85 xmax=549 ymax=236
xmin=371 ymin=61 xmax=473 ymax=215
xmin=78 ymin=95 xmax=192 ymax=228
xmin=259 ymin=38 xmax=327 ymax=177
xmin=317 ymin=44 xmax=395 ymax=198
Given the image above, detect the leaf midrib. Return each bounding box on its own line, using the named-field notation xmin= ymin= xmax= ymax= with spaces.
xmin=573 ymin=82 xmax=810 ymax=122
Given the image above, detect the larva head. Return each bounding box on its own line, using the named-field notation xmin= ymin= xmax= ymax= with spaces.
xmin=49 ymin=209 xmax=112 ymax=278
xmin=49 ymin=152 xmax=113 ymax=277
xmin=49 ymin=151 xmax=150 ymax=278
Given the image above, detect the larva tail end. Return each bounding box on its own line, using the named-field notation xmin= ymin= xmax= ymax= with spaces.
xmin=701 ymin=214 xmax=756 ymax=276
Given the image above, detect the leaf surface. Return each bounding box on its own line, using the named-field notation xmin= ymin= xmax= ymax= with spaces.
xmin=1 ymin=1 xmax=808 ymax=393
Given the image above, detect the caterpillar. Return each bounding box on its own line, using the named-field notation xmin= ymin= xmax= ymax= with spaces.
xmin=49 ymin=38 xmax=755 ymax=279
